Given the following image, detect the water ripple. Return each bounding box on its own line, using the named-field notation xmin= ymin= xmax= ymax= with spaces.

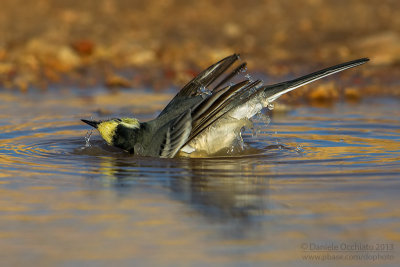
xmin=0 ymin=97 xmax=398 ymax=181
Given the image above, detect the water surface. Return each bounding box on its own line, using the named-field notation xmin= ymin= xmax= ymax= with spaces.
xmin=0 ymin=88 xmax=399 ymax=266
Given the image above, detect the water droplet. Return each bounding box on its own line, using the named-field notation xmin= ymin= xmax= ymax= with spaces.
xmin=239 ymin=138 xmax=245 ymax=151
xmin=251 ymin=125 xmax=261 ymax=137
xmin=235 ymin=128 xmax=245 ymax=151
xmin=260 ymin=112 xmax=271 ymax=125
xmin=84 ymin=130 xmax=93 ymax=147
xmin=249 ymin=111 xmax=271 ymax=137
xmin=295 ymin=145 xmax=303 ymax=153
xmin=197 ymin=85 xmax=212 ymax=98
xmin=245 ymin=74 xmax=253 ymax=82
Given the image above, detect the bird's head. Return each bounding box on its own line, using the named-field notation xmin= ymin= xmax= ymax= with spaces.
xmin=81 ymin=118 xmax=140 ymax=150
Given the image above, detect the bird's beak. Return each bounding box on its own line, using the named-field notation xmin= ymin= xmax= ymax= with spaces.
xmin=81 ymin=119 xmax=100 ymax=129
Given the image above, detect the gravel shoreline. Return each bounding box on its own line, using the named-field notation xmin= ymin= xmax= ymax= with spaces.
xmin=1 ymin=0 xmax=399 ymax=101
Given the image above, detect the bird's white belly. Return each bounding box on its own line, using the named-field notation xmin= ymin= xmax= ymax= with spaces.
xmin=179 ymin=117 xmax=250 ymax=157
xmin=179 ymin=97 xmax=267 ymax=157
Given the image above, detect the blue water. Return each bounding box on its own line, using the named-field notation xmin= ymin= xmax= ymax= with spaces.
xmin=0 ymin=88 xmax=399 ymax=266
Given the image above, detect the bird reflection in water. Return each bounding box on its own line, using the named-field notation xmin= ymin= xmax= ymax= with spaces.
xmin=94 ymin=154 xmax=272 ymax=222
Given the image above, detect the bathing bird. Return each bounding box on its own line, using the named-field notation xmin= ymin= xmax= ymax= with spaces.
xmin=82 ymin=54 xmax=368 ymax=158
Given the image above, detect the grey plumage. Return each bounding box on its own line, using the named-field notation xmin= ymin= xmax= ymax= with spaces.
xmin=82 ymin=54 xmax=369 ymax=158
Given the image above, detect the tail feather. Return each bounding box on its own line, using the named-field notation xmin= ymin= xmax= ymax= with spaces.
xmin=264 ymin=58 xmax=369 ymax=102
xmin=184 ymin=57 xmax=369 ymax=146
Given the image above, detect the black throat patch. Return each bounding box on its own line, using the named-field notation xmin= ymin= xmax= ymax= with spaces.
xmin=112 ymin=124 xmax=140 ymax=153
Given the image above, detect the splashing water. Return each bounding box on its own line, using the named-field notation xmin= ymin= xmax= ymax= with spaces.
xmin=245 ymin=109 xmax=271 ymax=138
xmin=251 ymin=124 xmax=261 ymax=137
xmin=245 ymin=73 xmax=253 ymax=82
xmin=228 ymin=128 xmax=246 ymax=154
xmin=198 ymin=85 xmax=212 ymax=98
xmin=295 ymin=144 xmax=304 ymax=153
xmin=84 ymin=130 xmax=93 ymax=147
xmin=239 ymin=128 xmax=245 ymax=150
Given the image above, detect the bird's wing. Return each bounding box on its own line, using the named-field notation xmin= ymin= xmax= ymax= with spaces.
xmin=156 ymin=78 xmax=263 ymax=157
xmin=159 ymin=109 xmax=193 ymax=158
xmin=188 ymin=79 xmax=263 ymax=140
xmin=154 ymin=56 xmax=368 ymax=157
xmin=184 ymin=58 xmax=369 ymax=146
xmin=157 ymin=54 xmax=240 ymax=117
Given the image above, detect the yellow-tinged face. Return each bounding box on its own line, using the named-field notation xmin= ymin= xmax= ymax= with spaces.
xmin=97 ymin=118 xmax=139 ymax=145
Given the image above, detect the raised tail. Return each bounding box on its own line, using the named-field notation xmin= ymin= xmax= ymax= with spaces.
xmin=264 ymin=58 xmax=369 ymax=102
xmin=182 ymin=57 xmax=369 ymax=150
